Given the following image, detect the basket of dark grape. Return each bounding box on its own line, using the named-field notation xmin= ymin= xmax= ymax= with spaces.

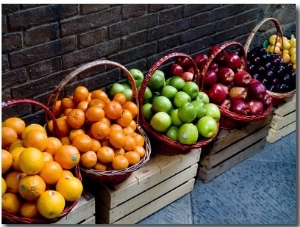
xmin=200 ymin=41 xmax=273 ymax=130
xmin=138 ymin=52 xmax=219 ymax=155
xmin=244 ymin=17 xmax=296 ymax=107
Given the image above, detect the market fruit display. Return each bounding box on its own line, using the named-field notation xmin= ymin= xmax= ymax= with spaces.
xmin=1 ymin=117 xmax=83 ymax=219
xmin=199 ymin=45 xmax=272 ymax=116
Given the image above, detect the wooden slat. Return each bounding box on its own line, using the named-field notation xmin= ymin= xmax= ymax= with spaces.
xmin=267 ymin=121 xmax=296 ymax=143
xmin=274 ymin=94 xmax=296 ymax=117
xmin=80 ymin=215 xmax=96 ymax=224
xmin=270 ymin=111 xmax=296 ymax=130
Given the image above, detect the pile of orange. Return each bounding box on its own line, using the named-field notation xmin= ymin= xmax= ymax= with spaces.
xmin=47 ymin=86 xmax=146 ymax=172
xmin=2 ymin=117 xmax=83 ymax=220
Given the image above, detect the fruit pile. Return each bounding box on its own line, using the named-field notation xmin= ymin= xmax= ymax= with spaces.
xmin=140 ymin=65 xmax=220 ymax=145
xmin=264 ymin=34 xmax=296 ymax=70
xmin=48 ymin=85 xmax=146 ymax=172
xmin=2 ymin=117 xmax=83 ymax=220
xmin=200 ymin=45 xmax=272 ymax=116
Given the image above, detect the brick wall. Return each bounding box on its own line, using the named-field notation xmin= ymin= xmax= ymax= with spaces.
xmin=2 ymin=4 xmax=296 ymax=123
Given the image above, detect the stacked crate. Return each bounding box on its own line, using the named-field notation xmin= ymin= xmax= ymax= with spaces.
xmin=84 ymin=148 xmax=201 ymax=224
xmin=266 ymin=94 xmax=296 ymax=143
xmin=198 ymin=111 xmax=274 ymax=183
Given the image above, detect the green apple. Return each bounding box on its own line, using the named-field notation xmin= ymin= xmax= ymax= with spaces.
xmin=197 ymin=116 xmax=217 ymax=138
xmin=152 ymin=96 xmax=172 ymax=113
xmin=182 ymin=81 xmax=199 ymax=99
xmin=150 ymin=112 xmax=171 ymax=132
xmin=129 ymin=68 xmax=144 ymax=87
xmin=191 ymin=100 xmax=207 ymax=118
xmin=166 ymin=125 xmax=179 ymax=141
xmin=121 ymin=88 xmax=133 ymax=101
xmin=148 ymin=70 xmax=165 ymax=92
xmin=173 ymin=91 xmax=191 ymax=108
xmin=169 ymin=109 xmax=183 ymax=127
xmin=110 ymin=83 xmax=125 ymax=97
xmin=205 ymin=103 xmax=221 ymax=122
xmin=177 ymin=123 xmax=199 ymax=145
xmin=142 ymin=103 xmax=153 ymax=122
xmin=196 ymin=91 xmax=210 ymax=104
xmin=168 ymin=76 xmax=185 ymax=90
xmin=161 ymin=85 xmax=178 ymax=100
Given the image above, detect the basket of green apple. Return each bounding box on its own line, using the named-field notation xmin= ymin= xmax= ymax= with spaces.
xmin=138 ymin=52 xmax=220 ymax=156
xmin=200 ymin=41 xmax=273 ymax=130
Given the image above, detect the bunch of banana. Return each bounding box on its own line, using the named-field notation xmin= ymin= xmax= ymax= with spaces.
xmin=265 ymin=34 xmax=296 ymax=70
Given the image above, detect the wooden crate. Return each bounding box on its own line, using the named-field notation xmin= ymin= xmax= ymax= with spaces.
xmin=85 ymin=148 xmax=201 ymax=224
xmin=198 ymin=111 xmax=273 ymax=183
xmin=267 ymin=94 xmax=296 ymax=143
xmin=54 ymin=190 xmax=95 ymax=224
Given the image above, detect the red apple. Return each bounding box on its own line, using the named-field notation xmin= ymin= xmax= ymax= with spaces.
xmin=217 ymin=67 xmax=235 ymax=84
xmin=234 ymin=70 xmax=252 ymax=86
xmin=248 ymin=79 xmax=267 ymax=100
xmin=209 ymin=62 xmax=219 ymax=73
xmin=176 ymin=57 xmax=192 ymax=69
xmin=220 ymin=99 xmax=231 ymax=110
xmin=170 ymin=63 xmax=184 ymax=76
xmin=229 ymin=87 xmax=247 ymax=100
xmin=247 ymin=100 xmax=264 ymax=115
xmin=193 ymin=53 xmax=208 ymax=71
xmin=261 ymin=92 xmax=272 ymax=106
xmin=186 ymin=66 xmax=194 ymax=73
xmin=230 ymin=99 xmax=249 ymax=115
xmin=203 ymin=69 xmax=218 ymax=89
xmin=224 ymin=52 xmax=242 ymax=71
xmin=208 ymin=83 xmax=227 ymax=105
xmin=180 ymin=71 xmax=194 ymax=82
xmin=208 ymin=45 xmax=227 ymax=62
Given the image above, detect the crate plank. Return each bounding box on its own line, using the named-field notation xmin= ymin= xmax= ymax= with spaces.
xmin=198 ymin=138 xmax=266 ymax=183
xmin=267 ymin=121 xmax=296 ymax=143
xmin=79 ymin=215 xmax=96 ymax=224
xmin=97 ymin=164 xmax=198 ymax=223
xmin=96 ymin=148 xmax=201 ymax=208
xmin=270 ymin=111 xmax=296 ymax=130
xmin=114 ymin=179 xmax=195 ymax=224
xmin=201 ymin=124 xmax=269 ymax=169
xmin=274 ymin=94 xmax=296 ymax=117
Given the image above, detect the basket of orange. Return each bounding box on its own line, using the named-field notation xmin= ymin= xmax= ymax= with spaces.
xmin=138 ymin=52 xmax=219 ymax=156
xmin=244 ymin=17 xmax=296 ymax=107
xmin=200 ymin=41 xmax=273 ymax=130
xmin=2 ymin=99 xmax=82 ymax=224
xmin=46 ymin=60 xmax=151 ymax=185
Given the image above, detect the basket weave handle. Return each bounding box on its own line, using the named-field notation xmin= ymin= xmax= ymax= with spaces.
xmin=47 ymin=59 xmax=139 ymax=121
xmin=2 ymin=98 xmax=59 ymax=137
xmin=138 ymin=52 xmax=199 ymax=123
xmin=200 ymin=41 xmax=247 ymax=90
xmin=244 ymin=17 xmax=283 ymax=55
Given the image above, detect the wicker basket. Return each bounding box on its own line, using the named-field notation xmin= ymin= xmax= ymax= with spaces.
xmin=46 ymin=60 xmax=151 ymax=185
xmin=201 ymin=41 xmax=273 ymax=130
xmin=138 ymin=52 xmax=219 ymax=156
xmin=244 ymin=17 xmax=296 ymax=106
xmin=2 ymin=98 xmax=82 ymax=224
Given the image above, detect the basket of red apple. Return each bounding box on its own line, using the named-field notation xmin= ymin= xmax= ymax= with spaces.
xmin=200 ymin=41 xmax=273 ymax=130
xmin=138 ymin=52 xmax=219 ymax=156
xmin=244 ymin=17 xmax=296 ymax=107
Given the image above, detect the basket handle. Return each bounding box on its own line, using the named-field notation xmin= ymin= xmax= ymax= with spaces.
xmin=200 ymin=41 xmax=247 ymax=90
xmin=46 ymin=60 xmax=139 ymax=121
xmin=138 ymin=52 xmax=199 ymax=123
xmin=2 ymin=98 xmax=59 ymax=138
xmin=244 ymin=17 xmax=283 ymax=56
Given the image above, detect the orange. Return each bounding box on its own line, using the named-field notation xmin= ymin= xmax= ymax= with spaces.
xmin=114 ymin=147 xmax=125 ymax=156
xmin=100 ymin=117 xmax=111 ymax=126
xmin=61 ymin=97 xmax=76 ymax=110
xmin=18 ymin=175 xmax=46 ymax=201
xmin=109 ymin=130 xmax=126 ymax=149
xmin=77 ymin=100 xmax=89 ymax=112
xmin=90 ymin=121 xmax=110 ymax=140
xmin=62 ymin=170 xmax=74 ymax=178
xmin=116 ymin=109 xmax=133 ymax=127
xmin=2 ymin=117 xmax=26 ymax=138
xmin=133 ymin=132 xmax=145 ymax=147
xmin=112 ymin=155 xmax=129 ymax=170
xmin=128 ymin=119 xmax=137 ymax=131
xmin=90 ymin=138 xmax=101 ymax=152
xmin=2 ymin=149 xmax=13 ymax=173
xmin=79 ymin=150 xmax=97 ymax=168
xmin=18 ymin=147 xmax=45 ymax=175
xmin=5 ymin=171 xmax=26 ymax=193
xmin=97 ymin=146 xmax=115 ymax=164
xmin=60 ymin=136 xmax=71 ymax=145
xmin=46 ymin=119 xmax=54 ymax=135
xmin=63 ymin=108 xmax=73 ymax=116
xmin=134 ymin=146 xmax=146 ymax=158
xmin=110 ymin=123 xmax=123 ymax=132
xmin=39 ymin=160 xmax=63 ymax=185
xmin=122 ymin=101 xmax=138 ymax=119
xmin=69 ymin=128 xmax=86 ymax=141
xmin=2 ymin=126 xmax=18 ymax=149
xmin=56 ymin=176 xmax=83 ymax=202
xmin=94 ymin=162 xmax=107 ymax=171
xmin=2 ymin=192 xmax=22 ymax=215
xmin=85 ymin=106 xmax=105 ymax=123
xmin=124 ymin=151 xmax=141 ymax=165
xmin=72 ymin=134 xmax=92 ymax=153
xmin=8 ymin=139 xmax=24 ymax=152
xmin=104 ymin=101 xmax=123 ymax=120
xmin=10 ymin=146 xmax=25 ymax=171
xmin=72 ymin=86 xmax=90 ymax=103
xmin=21 ymin=123 xmax=46 ymax=140
xmin=66 ymin=108 xmax=86 ymax=129
xmin=42 ymin=152 xmax=54 ymax=162
xmin=100 ymin=138 xmax=110 ymax=147
xmin=123 ymin=135 xmax=136 ymax=151
xmin=88 ymin=99 xmax=105 ymax=108
xmin=52 ymin=100 xmax=62 ymax=117
xmin=54 ymin=145 xmax=80 ymax=170
xmin=2 ymin=177 xmax=7 ymax=196
xmin=122 ymin=126 xmax=135 ymax=136
xmin=37 ymin=190 xmax=65 ymax=219
xmin=44 ymin=137 xmax=62 ymax=156
xmin=55 ymin=116 xmax=70 ymax=137
xmin=23 ymin=129 xmax=48 ymax=152
xmin=90 ymin=89 xmax=110 ymax=104
xmin=20 ymin=201 xmax=40 ymax=218
xmin=113 ymin=93 xmax=127 ymax=105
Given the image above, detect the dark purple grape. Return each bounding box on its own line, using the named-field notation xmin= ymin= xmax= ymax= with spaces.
xmin=252 ymin=73 xmax=260 ymax=79
xmin=282 ymin=74 xmax=292 ymax=85
xmin=265 ymin=70 xmax=274 ymax=80
xmin=272 ymin=58 xmax=281 ymax=66
xmin=248 ymin=64 xmax=256 ymax=73
xmin=267 ymin=84 xmax=277 ymax=92
xmin=272 ymin=78 xmax=280 ymax=85
xmin=278 ymin=84 xmax=289 ymax=92
xmin=257 ymin=66 xmax=266 ymax=73
xmin=261 ymin=78 xmax=269 ymax=86
xmin=265 ymin=61 xmax=272 ymax=69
